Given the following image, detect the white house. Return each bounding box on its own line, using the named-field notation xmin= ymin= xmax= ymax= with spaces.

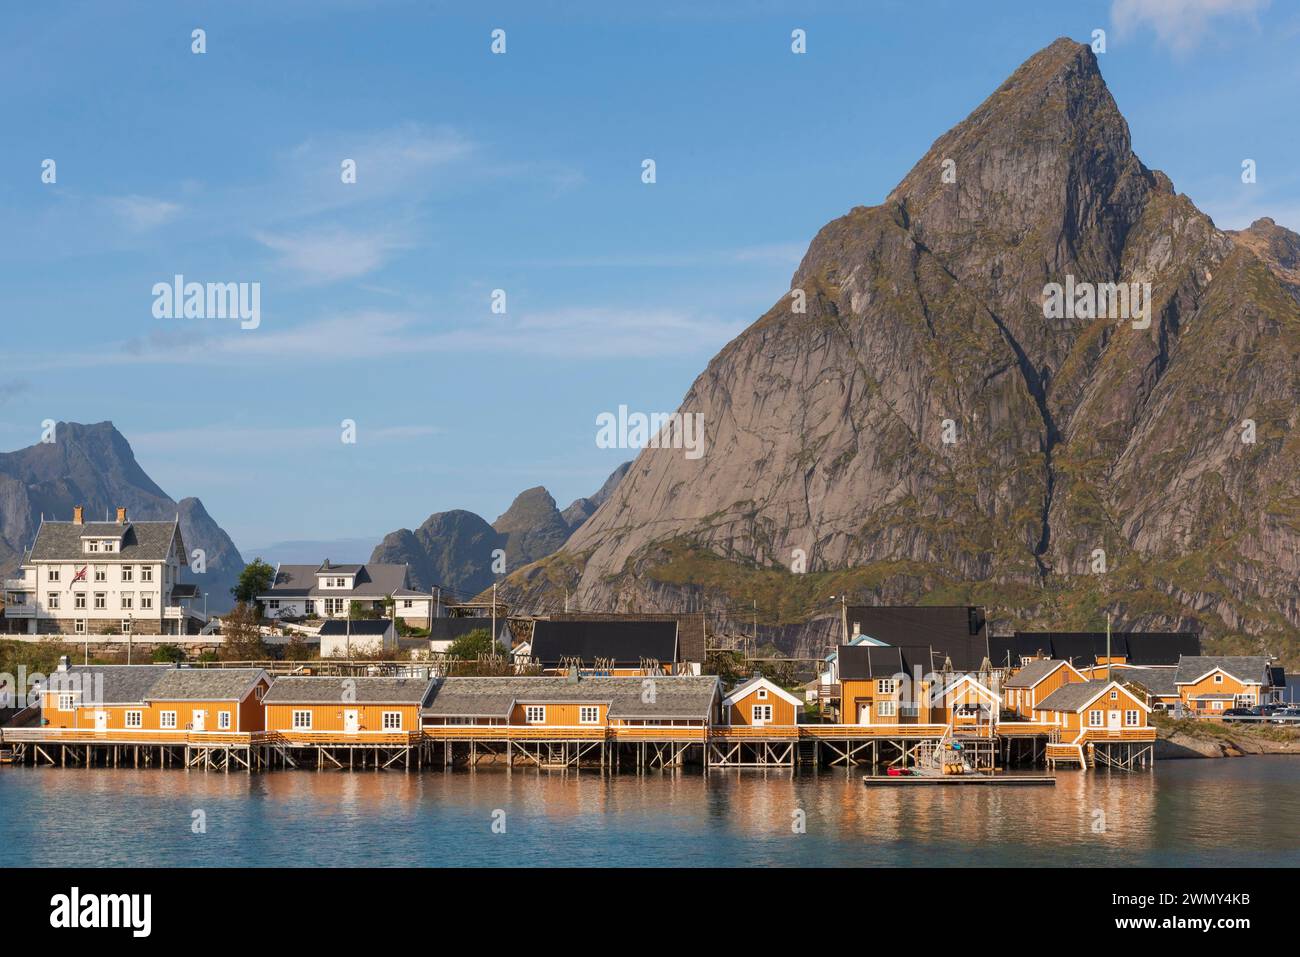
xmin=2 ymin=506 xmax=204 ymax=637
xmin=318 ymin=618 xmax=398 ymax=658
xmin=257 ymin=560 xmax=431 ymax=626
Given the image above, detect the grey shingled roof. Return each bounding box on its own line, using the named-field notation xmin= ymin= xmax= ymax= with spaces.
xmin=1114 ymin=666 xmax=1178 ymax=697
xmin=263 ymin=562 xmax=410 ymax=598
xmin=318 ymin=619 xmax=393 ymax=637
xmin=29 ymin=520 xmax=182 ymax=563
xmin=44 ymin=665 xmax=172 ymax=704
xmin=422 ymin=675 xmax=720 ymax=720
xmin=1004 ymin=658 xmax=1070 ymax=689
xmin=1036 ymin=681 xmax=1123 ymax=712
xmin=1175 ymin=656 xmax=1271 ymax=686
xmin=263 ymin=676 xmax=434 ymax=705
xmin=143 ymin=668 xmax=266 ymax=702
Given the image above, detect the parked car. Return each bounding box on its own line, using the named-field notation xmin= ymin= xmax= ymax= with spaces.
xmin=1221 ymin=707 xmax=1261 ymax=722
xmin=1271 ymin=708 xmax=1300 ymax=724
xmin=1257 ymin=703 xmax=1287 ymax=716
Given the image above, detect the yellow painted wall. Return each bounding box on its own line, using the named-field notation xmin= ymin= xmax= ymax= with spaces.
xmin=727 ymin=686 xmax=797 ymax=726
xmin=510 ymin=702 xmax=607 ymax=726
xmin=1179 ymin=670 xmax=1258 ymax=709
xmin=265 ymin=701 xmax=420 ymax=733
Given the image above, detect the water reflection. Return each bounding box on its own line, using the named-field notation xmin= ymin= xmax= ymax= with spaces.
xmin=1 ymin=759 xmax=1296 ymax=867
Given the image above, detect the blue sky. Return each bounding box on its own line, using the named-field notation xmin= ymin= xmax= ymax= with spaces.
xmin=1 ymin=0 xmax=1296 ymax=551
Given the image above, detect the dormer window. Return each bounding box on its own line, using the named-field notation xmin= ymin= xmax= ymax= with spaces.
xmin=103 ymin=541 xmax=115 ymax=552
xmin=86 ymin=541 xmax=98 ymax=553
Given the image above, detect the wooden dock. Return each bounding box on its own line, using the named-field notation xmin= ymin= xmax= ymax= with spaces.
xmin=863 ymin=774 xmax=1056 ymax=787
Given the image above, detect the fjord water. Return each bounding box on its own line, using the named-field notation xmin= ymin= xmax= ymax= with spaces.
xmin=2 ymin=759 xmax=1297 ymax=867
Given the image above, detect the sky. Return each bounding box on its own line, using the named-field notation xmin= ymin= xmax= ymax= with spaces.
xmin=1 ymin=0 xmax=1296 ymax=552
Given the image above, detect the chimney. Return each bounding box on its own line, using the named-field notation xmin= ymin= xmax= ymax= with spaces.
xmin=72 ymin=506 xmax=84 ymax=525
xmin=116 ymin=507 xmax=127 ymax=524
xmin=566 ymin=665 xmax=580 ymax=684
xmin=57 ymin=655 xmax=70 ymax=672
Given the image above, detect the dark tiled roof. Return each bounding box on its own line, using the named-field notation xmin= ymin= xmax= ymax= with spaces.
xmin=845 ymin=606 xmax=988 ymax=668
xmin=144 ymin=668 xmax=266 ymax=701
xmin=1174 ymin=656 xmax=1271 ymax=686
xmin=530 ymin=619 xmax=678 ymax=667
xmin=428 ymin=618 xmax=509 ymax=643
xmin=263 ymin=676 xmax=434 ymax=705
xmin=29 ymin=521 xmax=181 ymax=563
xmin=1113 ymin=666 xmax=1179 ymax=697
xmin=318 ymin=619 xmax=393 ymax=637
xmin=548 ymin=611 xmax=707 ymax=663
xmin=422 ymin=675 xmax=719 ymax=720
xmin=1012 ymin=632 xmax=1200 ymax=666
xmin=44 ymin=665 xmax=172 ymax=704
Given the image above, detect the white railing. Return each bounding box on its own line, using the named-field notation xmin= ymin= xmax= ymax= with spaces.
xmin=3 ymin=604 xmax=37 ymax=617
xmin=3 ymin=578 xmax=34 ymax=591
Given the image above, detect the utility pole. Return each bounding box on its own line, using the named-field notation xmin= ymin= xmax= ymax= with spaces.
xmin=1105 ymin=611 xmax=1112 ymax=682
xmin=492 ymin=583 xmax=498 ymax=654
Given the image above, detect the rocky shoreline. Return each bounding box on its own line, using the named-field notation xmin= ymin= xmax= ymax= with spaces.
xmin=1154 ymin=719 xmax=1300 ymax=759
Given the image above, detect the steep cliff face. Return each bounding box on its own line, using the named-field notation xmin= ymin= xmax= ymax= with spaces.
xmin=500 ymin=39 xmax=1300 ymax=660
xmin=0 ymin=422 xmax=245 ymax=610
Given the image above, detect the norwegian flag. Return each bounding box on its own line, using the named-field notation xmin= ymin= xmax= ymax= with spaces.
xmin=69 ymin=565 xmax=88 ymax=590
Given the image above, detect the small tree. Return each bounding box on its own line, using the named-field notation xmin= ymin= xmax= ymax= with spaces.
xmin=220 ymin=602 xmax=267 ymax=661
xmin=446 ymin=628 xmax=504 ymax=660
xmin=282 ymin=635 xmax=313 ymax=661
xmin=151 ymin=643 xmax=187 ymax=663
xmin=231 ymin=558 xmax=276 ymax=611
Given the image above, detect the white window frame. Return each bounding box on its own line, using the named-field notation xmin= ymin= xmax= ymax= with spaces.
xmin=524 ymin=705 xmax=546 ymax=723
xmin=121 ymin=594 xmax=133 ymax=610
xmin=756 ymin=687 xmax=768 ymax=700
xmin=1088 ymin=709 xmax=1104 ymax=727
xmin=58 ymin=693 xmax=75 ymax=711
xmin=141 ymin=566 xmax=153 ymax=583
xmin=877 ymin=700 xmax=896 ymax=717
xmin=74 ymin=619 xmax=86 ymax=634
xmin=1213 ymin=673 xmax=1224 ymax=684
xmin=218 ymin=711 xmax=231 ymax=730
xmin=159 ymin=711 xmax=177 ymax=729
xmin=47 ymin=593 xmax=60 ymax=610
xmin=381 ymin=711 xmax=402 ymax=730
xmin=292 ymin=710 xmax=312 ymax=730
xmin=94 ymin=567 xmax=106 ymax=583
xmin=74 ymin=593 xmax=87 ymax=610
xmin=48 ymin=568 xmax=60 ymax=582
xmin=125 ymin=710 xmax=142 ymax=728
xmin=122 ymin=566 xmax=133 ymax=582
xmin=752 ymin=704 xmax=774 ymax=723
xmin=103 ymin=541 xmax=115 ymax=552
xmin=1124 ymin=710 xmax=1139 ymax=727
xmin=878 ymin=678 xmax=897 ymax=694
xmin=140 ymin=595 xmax=153 ymax=610
xmin=93 ymin=592 xmax=106 ymax=610
xmin=579 ymin=706 xmax=600 ymax=724
xmin=87 ymin=541 xmax=99 ymax=553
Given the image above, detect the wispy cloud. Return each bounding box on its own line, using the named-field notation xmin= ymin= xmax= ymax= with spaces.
xmin=1112 ymin=0 xmax=1270 ymax=53
xmin=103 ymin=194 xmax=182 ymax=231
xmin=39 ymin=305 xmax=746 ymax=369
xmin=255 ymin=227 xmax=411 ymax=283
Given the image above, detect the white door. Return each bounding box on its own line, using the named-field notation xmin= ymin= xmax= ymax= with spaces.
xmin=94 ymin=711 xmax=107 ymax=731
xmin=192 ymin=709 xmax=205 ymax=732
xmin=1107 ymin=710 xmax=1121 ymax=730
xmin=858 ymin=704 xmax=872 ymax=725
xmin=344 ymin=709 xmax=359 ymax=733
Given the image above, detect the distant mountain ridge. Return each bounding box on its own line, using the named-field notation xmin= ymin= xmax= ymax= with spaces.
xmin=370 ymin=462 xmax=631 ymax=598
xmin=0 ymin=421 xmax=245 ymax=611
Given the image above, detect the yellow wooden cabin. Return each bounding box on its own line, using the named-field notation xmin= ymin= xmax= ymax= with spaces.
xmin=1034 ymin=680 xmax=1152 ymax=739
xmin=262 ymin=675 xmax=436 ymax=740
xmin=1002 ymin=658 xmax=1087 ymax=720
xmin=929 ymin=674 xmax=1001 ymax=733
xmin=720 ymin=676 xmax=804 ymax=727
xmin=1173 ymin=656 xmax=1277 ymax=714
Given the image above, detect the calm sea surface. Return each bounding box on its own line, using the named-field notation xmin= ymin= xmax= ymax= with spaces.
xmin=2 ymin=758 xmax=1297 ymax=867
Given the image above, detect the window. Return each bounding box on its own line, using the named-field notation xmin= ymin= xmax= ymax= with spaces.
xmin=1125 ymin=710 xmax=1139 ymax=727
xmin=160 ymin=711 xmax=177 ymax=729
xmin=402 ymin=600 xmax=413 ymax=609
xmin=140 ymin=595 xmax=153 ymax=610
xmin=141 ymin=566 xmax=153 ymax=583
xmin=47 ymin=593 xmax=60 ymax=610
xmin=103 ymin=541 xmax=115 ymax=552
xmin=382 ymin=711 xmax=402 ymax=730
xmin=74 ymin=593 xmax=86 ymax=610
xmin=48 ymin=568 xmax=60 ymax=582
xmin=125 ymin=711 xmax=142 ymax=728
xmin=121 ymin=566 xmax=133 ymax=583
xmin=87 ymin=541 xmax=99 ymax=553
xmin=1214 ymin=673 xmax=1223 ymax=684
xmin=878 ymin=679 xmax=896 ymax=694
xmin=121 ymin=594 xmax=133 ymax=610
xmin=752 ymin=704 xmax=774 ymax=722
xmin=1109 ymin=690 xmax=1118 ymax=700
xmin=525 ymin=706 xmax=546 ymax=723
xmin=292 ymin=710 xmax=312 ymax=730
xmin=1211 ymin=700 xmax=1225 ymax=711
xmin=877 ymin=700 xmax=896 ymax=717
xmin=94 ymin=567 xmax=106 ymax=583
xmin=121 ymin=620 xmax=132 ymax=633
xmin=324 ymin=598 xmax=346 ymax=615
xmin=1088 ymin=710 xmax=1103 ymax=727
xmin=58 ymin=693 xmax=75 ymax=711
xmin=93 ymin=593 xmax=106 ymax=610
xmin=579 ymin=706 xmax=600 ymax=724
xmin=267 ymin=600 xmax=280 ymax=611
xmin=756 ymin=687 xmax=768 ymax=700
xmin=74 ymin=619 xmax=86 ymax=634
xmin=218 ymin=711 xmax=231 ymax=730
